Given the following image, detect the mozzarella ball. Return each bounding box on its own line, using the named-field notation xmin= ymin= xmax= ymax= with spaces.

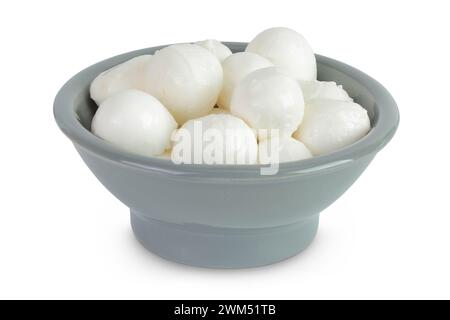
xmin=171 ymin=114 xmax=257 ymax=165
xmin=230 ymin=67 xmax=305 ymax=139
xmin=300 ymin=80 xmax=352 ymax=103
xmin=142 ymin=44 xmax=223 ymax=124
xmin=194 ymin=39 xmax=232 ymax=62
xmin=294 ymin=99 xmax=370 ymax=155
xmin=91 ymin=90 xmax=177 ymax=157
xmin=246 ymin=27 xmax=316 ymax=81
xmin=218 ymin=52 xmax=273 ymax=110
xmin=90 ymin=55 xmax=152 ymax=105
xmin=259 ymin=137 xmax=312 ymax=164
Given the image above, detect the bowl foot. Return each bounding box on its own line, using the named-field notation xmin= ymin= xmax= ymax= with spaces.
xmin=130 ymin=211 xmax=319 ymax=269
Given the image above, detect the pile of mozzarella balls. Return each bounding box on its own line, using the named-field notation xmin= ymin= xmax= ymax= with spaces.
xmin=91 ymin=27 xmax=370 ymax=164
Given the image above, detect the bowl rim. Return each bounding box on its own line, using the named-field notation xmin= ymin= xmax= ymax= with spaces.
xmin=53 ymin=42 xmax=399 ymax=180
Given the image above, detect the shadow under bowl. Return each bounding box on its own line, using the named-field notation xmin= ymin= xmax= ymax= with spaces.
xmin=54 ymin=42 xmax=399 ymax=268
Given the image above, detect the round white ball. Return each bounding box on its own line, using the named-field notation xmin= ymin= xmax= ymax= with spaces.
xmin=142 ymin=44 xmax=223 ymax=124
xmin=194 ymin=39 xmax=232 ymax=62
xmin=91 ymin=90 xmax=177 ymax=157
xmin=259 ymin=137 xmax=312 ymax=164
xmin=300 ymin=80 xmax=352 ymax=103
xmin=218 ymin=52 xmax=273 ymax=110
xmin=171 ymin=113 xmax=258 ymax=165
xmin=90 ymin=55 xmax=152 ymax=105
xmin=230 ymin=67 xmax=305 ymax=139
xmin=246 ymin=27 xmax=316 ymax=81
xmin=294 ymin=99 xmax=370 ymax=155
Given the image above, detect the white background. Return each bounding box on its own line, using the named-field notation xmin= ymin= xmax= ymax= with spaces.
xmin=1 ymin=0 xmax=449 ymax=299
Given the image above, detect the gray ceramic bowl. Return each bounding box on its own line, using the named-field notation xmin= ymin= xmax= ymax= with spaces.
xmin=54 ymin=42 xmax=399 ymax=268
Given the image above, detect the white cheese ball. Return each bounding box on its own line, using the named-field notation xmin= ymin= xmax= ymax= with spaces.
xmin=194 ymin=39 xmax=232 ymax=62
xmin=259 ymin=137 xmax=312 ymax=164
xmin=300 ymin=80 xmax=352 ymax=103
xmin=91 ymin=90 xmax=177 ymax=157
xmin=143 ymin=44 xmax=223 ymax=124
xmin=171 ymin=114 xmax=257 ymax=165
xmin=90 ymin=55 xmax=152 ymax=105
xmin=218 ymin=52 xmax=273 ymax=110
xmin=230 ymin=67 xmax=305 ymax=139
xmin=246 ymin=27 xmax=316 ymax=81
xmin=294 ymin=99 xmax=370 ymax=156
